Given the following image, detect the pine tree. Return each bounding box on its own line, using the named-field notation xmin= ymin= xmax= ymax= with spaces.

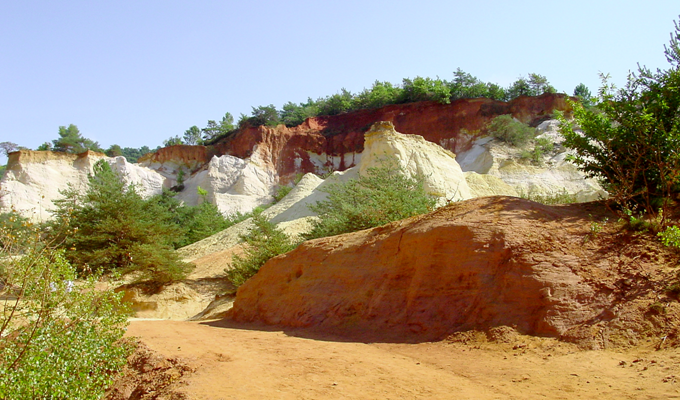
xmin=50 ymin=160 xmax=191 ymax=285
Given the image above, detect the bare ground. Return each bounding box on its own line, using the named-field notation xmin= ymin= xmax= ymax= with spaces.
xmin=114 ymin=319 xmax=680 ymax=400
xmin=107 ymin=198 xmax=680 ymax=399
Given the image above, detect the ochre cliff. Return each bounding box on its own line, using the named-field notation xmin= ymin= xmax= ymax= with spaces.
xmin=170 ymin=93 xmax=572 ymax=181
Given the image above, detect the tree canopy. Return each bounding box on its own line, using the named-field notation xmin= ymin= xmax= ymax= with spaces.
xmin=48 ymin=124 xmax=103 ymax=153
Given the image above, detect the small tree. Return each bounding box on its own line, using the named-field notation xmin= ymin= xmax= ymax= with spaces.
xmin=0 ymin=142 xmax=18 ymax=157
xmin=0 ymin=218 xmax=132 ymax=399
xmin=183 ymin=125 xmax=202 ymax=145
xmin=163 ymin=135 xmax=183 ymax=147
xmin=52 ymin=124 xmax=103 ymax=153
xmin=248 ymin=104 xmax=280 ymax=127
xmin=105 ymin=144 xmax=123 ymax=157
xmin=573 ymin=83 xmax=594 ymax=107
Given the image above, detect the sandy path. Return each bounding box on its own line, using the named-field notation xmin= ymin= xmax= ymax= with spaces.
xmin=126 ymin=320 xmax=680 ymax=399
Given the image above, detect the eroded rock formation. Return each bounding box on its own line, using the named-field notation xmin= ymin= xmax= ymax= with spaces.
xmin=1 ymin=94 xmax=577 ymax=220
xmin=0 ymin=150 xmax=166 ymax=220
xmin=230 ymin=197 xmax=664 ymax=348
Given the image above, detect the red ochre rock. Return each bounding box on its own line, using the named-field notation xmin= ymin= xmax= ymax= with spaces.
xmin=151 ymin=94 xmax=572 ymax=180
xmin=230 ymin=196 xmax=615 ymax=346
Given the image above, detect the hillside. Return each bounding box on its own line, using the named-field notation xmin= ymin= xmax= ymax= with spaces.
xmin=0 ymin=94 xmax=573 ymax=219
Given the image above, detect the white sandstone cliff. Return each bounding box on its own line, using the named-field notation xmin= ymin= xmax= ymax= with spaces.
xmin=456 ymin=119 xmax=606 ymax=201
xmin=0 ymin=151 xmax=166 ymax=220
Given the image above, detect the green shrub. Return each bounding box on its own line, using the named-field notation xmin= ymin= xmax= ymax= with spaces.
xmin=48 ymin=160 xmax=191 ymax=285
xmin=557 ymin=20 xmax=680 ymax=225
xmin=658 ymin=225 xmax=680 ymax=248
xmin=0 ymin=221 xmax=132 ymax=399
xmin=149 ymin=189 xmax=250 ymax=249
xmin=273 ymin=185 xmax=293 ymax=202
xmin=487 ymin=114 xmax=536 ymax=147
xmin=519 ymin=137 xmax=555 ymax=165
xmin=225 ymin=210 xmax=298 ymax=287
xmin=303 ymin=157 xmax=437 ymax=240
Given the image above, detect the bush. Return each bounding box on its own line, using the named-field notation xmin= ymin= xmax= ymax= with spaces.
xmin=48 ymin=160 xmax=191 ymax=285
xmin=225 ymin=210 xmax=298 ymax=287
xmin=487 ymin=115 xmax=535 ymax=147
xmin=0 ymin=220 xmax=132 ymax=399
xmin=303 ymin=157 xmax=437 ymax=240
xmin=518 ymin=188 xmax=576 ymax=205
xmin=273 ymin=185 xmax=293 ymax=202
xmin=658 ymin=225 xmax=680 ymax=248
xmin=149 ymin=190 xmax=249 ymax=249
xmin=557 ymin=20 xmax=680 ymax=224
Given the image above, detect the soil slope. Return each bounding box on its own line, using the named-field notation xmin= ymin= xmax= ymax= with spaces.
xmin=231 ymin=196 xmax=680 ymax=349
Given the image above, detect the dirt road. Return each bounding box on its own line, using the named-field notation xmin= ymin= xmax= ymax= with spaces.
xmin=124 ymin=319 xmax=680 ymax=399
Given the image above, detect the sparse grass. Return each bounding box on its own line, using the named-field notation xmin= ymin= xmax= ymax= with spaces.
xmin=518 ymin=188 xmax=577 ymax=205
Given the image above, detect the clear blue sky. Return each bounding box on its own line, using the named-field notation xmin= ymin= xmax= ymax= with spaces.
xmin=1 ymin=1 xmax=678 ymax=165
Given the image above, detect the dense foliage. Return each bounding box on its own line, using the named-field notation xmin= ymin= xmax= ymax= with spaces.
xmin=48 ymin=160 xmax=192 ymax=285
xmin=558 ymin=19 xmax=680 ymax=225
xmin=0 ymin=216 xmax=132 ymax=399
xmin=487 ymin=114 xmax=537 ymax=147
xmin=231 ymin=70 xmax=556 ymax=131
xmin=149 ymin=189 xmax=250 ymax=249
xmin=303 ymin=158 xmax=437 ymax=240
xmin=225 ymin=210 xmax=298 ymax=287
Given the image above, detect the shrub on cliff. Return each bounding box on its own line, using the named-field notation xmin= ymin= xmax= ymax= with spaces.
xmin=48 ymin=160 xmax=191 ymax=285
xmin=0 ymin=219 xmax=132 ymax=399
xmin=303 ymin=157 xmax=437 ymax=240
xmin=558 ymin=19 xmax=680 ymax=225
xmin=148 ymin=189 xmax=248 ymax=249
xmin=487 ymin=114 xmax=536 ymax=147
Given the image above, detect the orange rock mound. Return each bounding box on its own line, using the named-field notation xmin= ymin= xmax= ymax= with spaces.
xmin=231 ymin=196 xmax=679 ymax=349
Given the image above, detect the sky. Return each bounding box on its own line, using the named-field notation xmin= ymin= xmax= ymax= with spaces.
xmin=1 ymin=0 xmax=678 ymax=165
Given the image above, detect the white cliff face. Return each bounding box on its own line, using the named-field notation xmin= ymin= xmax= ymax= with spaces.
xmin=456 ymin=119 xmax=606 ymax=202
xmin=109 ymin=156 xmax=167 ymax=198
xmin=360 ymin=121 xmax=473 ymax=202
xmin=177 ymin=147 xmax=278 ymax=216
xmin=0 ymin=151 xmax=167 ymax=221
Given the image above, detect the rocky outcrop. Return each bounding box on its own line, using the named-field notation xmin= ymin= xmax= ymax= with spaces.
xmin=229 ymin=196 xmax=659 ymax=348
xmin=0 ymin=150 xmax=166 ymax=220
xmin=175 ymin=151 xmax=278 ymax=214
xmin=457 ymin=120 xmax=606 ymax=201
xmin=214 ymin=94 xmax=572 ymax=181
xmin=360 ymin=121 xmax=472 ymax=201
xmin=178 ymin=122 xmax=473 ymax=264
xmin=0 ymin=94 xmax=578 ymax=220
